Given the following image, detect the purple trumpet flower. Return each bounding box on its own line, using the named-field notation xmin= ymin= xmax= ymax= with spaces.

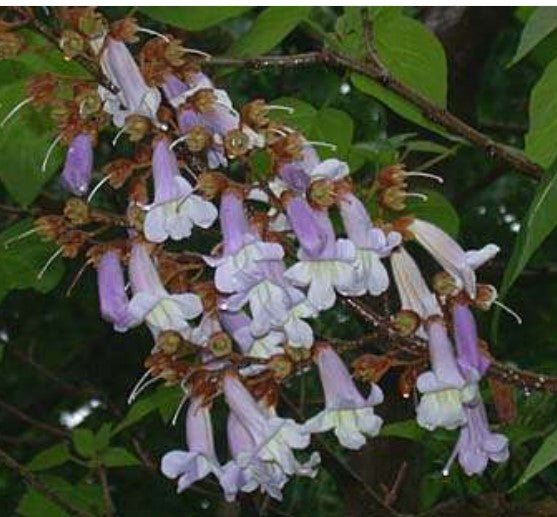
xmin=285 ymin=208 xmax=359 ymax=311
xmin=96 ymin=250 xmax=137 ymax=332
xmin=444 ymin=401 xmax=509 ymax=476
xmin=219 ymin=310 xmax=285 ymax=358
xmin=338 ymin=192 xmax=401 ymax=296
xmin=99 ymin=37 xmax=161 ymax=127
xmin=408 ymin=218 xmax=499 ymax=299
xmin=161 ymin=397 xmax=222 ymax=493
xmin=416 ymin=316 xmax=478 ymax=431
xmin=205 ymin=190 xmax=284 ymax=295
xmin=304 ymin=344 xmax=383 ymax=449
xmin=143 ymin=138 xmax=217 ymax=243
xmin=452 ymin=300 xmax=490 ymax=379
xmin=223 ymin=373 xmax=319 ymax=477
xmin=60 ymin=133 xmax=93 ymax=196
xmin=128 ymin=243 xmax=203 ymax=337
xmin=283 ymin=195 xmax=327 ymax=258
xmin=220 ymin=412 xmax=287 ymax=502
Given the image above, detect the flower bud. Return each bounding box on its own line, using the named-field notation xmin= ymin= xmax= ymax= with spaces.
xmin=474 ymin=284 xmax=497 ymax=311
xmin=241 ymin=100 xmax=269 ymax=128
xmin=183 ymin=126 xmax=211 ymax=153
xmin=380 ymin=186 xmax=406 ymax=211
xmin=197 ymin=171 xmax=228 ymax=199
xmin=191 ymin=89 xmax=216 ymax=113
xmin=376 ymin=163 xmax=406 ymax=188
xmin=432 ymin=271 xmax=459 ymax=297
xmin=127 ymin=202 xmax=146 ymax=231
xmin=104 ymin=158 xmax=135 ymax=189
xmin=285 ymin=344 xmax=311 ymax=363
xmin=0 ymin=32 xmax=24 ymax=60
xmin=59 ymin=30 xmax=85 ymax=59
xmin=208 ymin=332 xmax=233 ymax=357
xmin=352 ymin=353 xmax=393 ymax=383
xmin=224 ymin=129 xmax=250 ymax=159
xmin=269 ymin=355 xmax=293 ymax=380
xmin=124 ymin=115 xmax=151 ymax=142
xmin=157 ymin=330 xmax=186 ymax=355
xmin=64 ymin=198 xmax=90 ymax=225
xmin=78 ymin=10 xmax=107 ymax=38
xmin=392 ymin=310 xmax=420 ymax=336
xmin=308 ymin=178 xmax=337 ymax=208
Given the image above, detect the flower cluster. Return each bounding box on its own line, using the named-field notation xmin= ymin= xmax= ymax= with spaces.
xmin=4 ymin=9 xmax=511 ymax=501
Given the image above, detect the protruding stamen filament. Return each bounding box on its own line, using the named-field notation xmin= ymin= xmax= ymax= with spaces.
xmin=442 ymin=444 xmax=459 ymax=477
xmin=169 ymin=134 xmax=188 ymax=151
xmin=268 ymin=127 xmax=290 ymax=138
xmin=494 ymin=300 xmax=523 ymax=325
xmin=87 ymin=174 xmax=112 ymax=203
xmin=3 ymin=227 xmax=39 ymax=249
xmin=41 ymin=134 xmax=62 ymax=173
xmin=405 ymin=171 xmax=444 ymax=184
xmin=184 ymin=48 xmax=212 ymax=59
xmin=306 ymin=140 xmax=337 ymax=151
xmin=65 ymin=260 xmax=91 ymax=297
xmin=176 ymin=187 xmax=198 ymax=212
xmin=0 ymin=96 xmax=33 ymax=128
xmin=37 ymin=247 xmax=64 ymax=280
xmin=127 ymin=370 xmax=159 ymax=404
xmin=112 ymin=125 xmax=127 ymax=147
xmin=136 ymin=26 xmax=170 ymax=42
xmin=405 ymin=192 xmax=429 ymax=202
xmin=266 ymin=104 xmax=295 ymax=114
xmin=171 ymin=384 xmax=191 ymax=426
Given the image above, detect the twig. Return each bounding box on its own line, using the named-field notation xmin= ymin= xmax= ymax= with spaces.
xmin=98 ymin=465 xmax=116 ymax=517
xmin=383 ymin=462 xmax=408 ymax=507
xmin=343 ymin=297 xmax=557 ymax=393
xmin=0 ymin=446 xmax=95 ymax=517
xmin=0 ymin=398 xmax=69 ymax=439
xmin=204 ymin=49 xmax=542 ymax=180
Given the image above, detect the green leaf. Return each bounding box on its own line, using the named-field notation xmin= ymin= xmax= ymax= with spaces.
xmin=0 ymin=219 xmax=64 ymax=304
xmin=94 ymin=423 xmax=113 ymax=452
xmin=403 ymin=140 xmax=451 ymax=155
xmin=380 ymin=419 xmax=427 ymax=441
xmin=0 ymin=30 xmax=86 ymax=206
xmin=512 ymin=427 xmax=557 ymax=490
xmin=139 ymin=7 xmax=252 ymax=31
xmin=510 ymin=7 xmax=557 ymax=66
xmin=72 ymin=428 xmax=96 ymax=458
xmin=112 ymin=386 xmax=182 ymax=435
xmin=249 ymin=149 xmax=273 ymax=181
xmin=350 ymin=14 xmax=449 ymax=137
xmin=525 ymin=57 xmax=557 ymax=167
xmin=499 ymin=158 xmax=557 ymax=297
xmin=268 ymin=97 xmax=354 ymax=160
xmin=99 ymin=447 xmax=140 ymax=468
xmin=27 ymin=443 xmax=71 ymax=472
xmin=406 ymin=189 xmax=460 ymax=237
xmin=229 ymin=7 xmax=312 ymax=57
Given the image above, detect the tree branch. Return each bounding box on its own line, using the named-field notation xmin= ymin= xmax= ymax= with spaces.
xmin=0 ymin=446 xmax=95 ymax=517
xmin=0 ymin=398 xmax=69 ymax=439
xmin=205 ymin=48 xmax=542 ymax=180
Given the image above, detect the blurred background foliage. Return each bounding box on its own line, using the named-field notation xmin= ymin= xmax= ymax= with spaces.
xmin=2 ymin=6 xmax=557 ymax=516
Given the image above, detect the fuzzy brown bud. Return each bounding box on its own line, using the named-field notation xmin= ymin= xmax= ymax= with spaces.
xmin=197 ymin=172 xmax=228 ymax=199
xmin=59 ymin=30 xmax=85 ymax=59
xmin=0 ymin=32 xmax=24 ymax=60
xmin=224 ymin=129 xmax=250 ymax=159
xmin=392 ymin=310 xmax=420 ymax=336
xmin=432 ymin=271 xmax=459 ymax=297
xmin=208 ymin=332 xmax=233 ymax=357
xmin=269 ymin=355 xmax=293 ymax=380
xmin=308 ymin=179 xmax=337 ymax=208
xmin=64 ymin=198 xmax=90 ymax=225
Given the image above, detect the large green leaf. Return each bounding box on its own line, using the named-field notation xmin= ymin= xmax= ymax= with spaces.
xmin=268 ymin=97 xmax=354 ymax=160
xmin=229 ymin=7 xmax=312 ymax=57
xmin=139 ymin=7 xmax=252 ymax=31
xmin=510 ymin=7 xmax=557 ymax=66
xmin=99 ymin=447 xmax=140 ymax=468
xmin=0 ymin=219 xmax=64 ymax=304
xmin=350 ymin=14 xmax=449 ymax=137
xmin=0 ymin=31 xmax=86 ymax=206
xmin=72 ymin=428 xmax=96 ymax=458
xmin=499 ymin=158 xmax=557 ymax=297
xmin=525 ymin=57 xmax=557 ymax=168
xmin=27 ymin=443 xmax=71 ymax=472
xmin=406 ymin=189 xmax=460 ymax=238
xmin=512 ymin=427 xmax=557 ymax=490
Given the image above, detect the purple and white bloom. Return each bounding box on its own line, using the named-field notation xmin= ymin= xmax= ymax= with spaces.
xmin=162 ymin=72 xmax=213 ymax=109
xmin=128 ymin=243 xmax=203 ymax=337
xmin=219 ymin=310 xmax=285 ymax=359
xmin=223 ymin=373 xmax=319 ymax=477
xmin=283 ymin=195 xmax=327 ymax=258
xmin=206 ymin=190 xmax=284 ymax=295
xmin=445 ymin=401 xmax=509 ymax=476
xmin=416 ymin=316 xmax=478 ymax=431
xmin=408 ymin=218 xmax=499 ymax=298
xmin=96 ymin=250 xmax=137 ymax=332
xmin=281 ymin=289 xmax=317 ymax=349
xmin=339 ymin=192 xmax=401 ymax=296
xmin=60 ymin=133 xmax=93 ymax=196
xmin=452 ymin=300 xmax=490 ymax=380
xmin=304 ymin=345 xmax=383 ymax=449
xmin=220 ymin=412 xmax=287 ymax=502
xmin=390 ymin=246 xmax=441 ymax=319
xmin=143 ymin=138 xmax=217 ymax=243
xmin=285 ymin=209 xmax=358 ymax=312
xmin=99 ymin=37 xmax=161 ymax=127
xmin=161 ymin=397 xmax=222 ymax=493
